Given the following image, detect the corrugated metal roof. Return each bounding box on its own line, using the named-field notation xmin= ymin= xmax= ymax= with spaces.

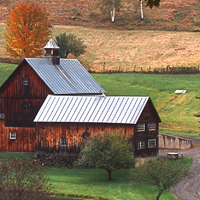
xmin=43 ymin=38 xmax=60 ymax=49
xmin=34 ymin=95 xmax=149 ymax=124
xmin=25 ymin=58 xmax=105 ymax=94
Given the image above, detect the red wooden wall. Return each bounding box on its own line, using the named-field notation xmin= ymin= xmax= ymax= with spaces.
xmin=36 ymin=122 xmax=135 ymax=153
xmin=0 ymin=60 xmax=53 ymax=127
xmin=0 ymin=119 xmax=36 ymax=152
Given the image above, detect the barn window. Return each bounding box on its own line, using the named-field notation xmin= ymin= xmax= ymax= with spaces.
xmin=60 ymin=138 xmax=67 ymax=146
xmin=148 ymin=139 xmax=156 ymax=148
xmin=136 ymin=141 xmax=145 ymax=149
xmin=137 ymin=123 xmax=145 ymax=132
xmin=82 ymin=132 xmax=90 ymax=139
xmin=148 ymin=123 xmax=156 ymax=131
xmin=0 ymin=113 xmax=5 ymax=119
xmin=10 ymin=131 xmax=16 ymax=139
xmin=22 ymin=78 xmax=29 ymax=85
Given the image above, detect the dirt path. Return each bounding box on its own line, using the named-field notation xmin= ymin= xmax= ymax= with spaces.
xmin=159 ymin=136 xmax=200 ymax=200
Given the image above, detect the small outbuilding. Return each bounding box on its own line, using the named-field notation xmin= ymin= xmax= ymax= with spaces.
xmin=34 ymin=95 xmax=161 ymax=156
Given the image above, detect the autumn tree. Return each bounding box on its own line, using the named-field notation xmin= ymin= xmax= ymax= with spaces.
xmin=4 ymin=1 xmax=51 ymax=60
xmin=130 ymin=158 xmax=190 ymax=200
xmin=56 ymin=33 xmax=87 ymax=58
xmin=76 ymin=130 xmax=135 ymax=181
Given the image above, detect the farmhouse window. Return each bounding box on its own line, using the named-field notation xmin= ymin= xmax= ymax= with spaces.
xmin=22 ymin=78 xmax=29 ymax=85
xmin=60 ymin=138 xmax=67 ymax=146
xmin=10 ymin=131 xmax=16 ymax=139
xmin=136 ymin=141 xmax=145 ymax=149
xmin=148 ymin=123 xmax=156 ymax=131
xmin=148 ymin=139 xmax=156 ymax=148
xmin=137 ymin=123 xmax=145 ymax=132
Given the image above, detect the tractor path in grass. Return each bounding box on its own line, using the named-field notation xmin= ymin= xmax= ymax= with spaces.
xmin=159 ymin=136 xmax=200 ymax=200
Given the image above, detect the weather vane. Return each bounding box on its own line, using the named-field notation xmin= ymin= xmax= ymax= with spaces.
xmin=49 ymin=25 xmax=54 ymax=38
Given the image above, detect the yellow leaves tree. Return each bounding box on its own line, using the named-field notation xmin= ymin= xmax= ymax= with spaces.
xmin=4 ymin=1 xmax=51 ymax=60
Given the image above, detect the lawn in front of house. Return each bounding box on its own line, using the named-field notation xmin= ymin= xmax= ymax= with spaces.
xmin=46 ymin=157 xmax=192 ymax=200
xmin=0 ymin=152 xmax=193 ymax=200
xmin=47 ymin=167 xmax=176 ymax=200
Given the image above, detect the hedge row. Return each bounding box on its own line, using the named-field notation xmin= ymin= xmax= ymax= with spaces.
xmin=33 ymin=152 xmax=79 ymax=168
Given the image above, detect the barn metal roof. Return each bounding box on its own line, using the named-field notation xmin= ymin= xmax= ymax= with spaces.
xmin=34 ymin=95 xmax=149 ymax=124
xmin=25 ymin=58 xmax=105 ymax=94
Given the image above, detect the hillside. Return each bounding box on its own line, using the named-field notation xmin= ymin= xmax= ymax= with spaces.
xmin=1 ymin=24 xmax=200 ymax=71
xmin=1 ymin=0 xmax=200 ymax=32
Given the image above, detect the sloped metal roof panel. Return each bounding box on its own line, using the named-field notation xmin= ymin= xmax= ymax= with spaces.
xmin=25 ymin=58 xmax=105 ymax=94
xmin=34 ymin=95 xmax=149 ymax=124
xmin=43 ymin=38 xmax=60 ymax=49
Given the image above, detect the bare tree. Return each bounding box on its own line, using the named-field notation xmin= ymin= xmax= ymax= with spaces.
xmin=99 ymin=0 xmax=122 ymax=22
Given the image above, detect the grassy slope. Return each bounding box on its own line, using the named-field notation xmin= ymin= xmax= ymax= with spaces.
xmin=1 ymin=63 xmax=200 ymax=136
xmin=92 ymin=73 xmax=200 ymax=136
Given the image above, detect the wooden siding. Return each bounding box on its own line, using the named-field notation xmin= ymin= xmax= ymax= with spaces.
xmin=0 ymin=119 xmax=35 ymax=152
xmin=0 ymin=60 xmax=53 ymax=99
xmin=36 ymin=122 xmax=135 ymax=153
xmin=134 ymin=101 xmax=159 ymax=156
xmin=0 ymin=60 xmax=53 ymax=127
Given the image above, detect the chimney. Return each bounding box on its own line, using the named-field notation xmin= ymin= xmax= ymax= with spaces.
xmin=43 ymin=38 xmax=60 ymax=65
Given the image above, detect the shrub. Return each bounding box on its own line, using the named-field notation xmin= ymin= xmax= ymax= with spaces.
xmin=0 ymin=157 xmax=53 ymax=200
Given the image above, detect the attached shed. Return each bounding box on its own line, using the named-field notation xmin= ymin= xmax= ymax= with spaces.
xmin=34 ymin=95 xmax=161 ymax=156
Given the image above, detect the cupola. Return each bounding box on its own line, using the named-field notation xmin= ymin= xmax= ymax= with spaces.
xmin=43 ymin=38 xmax=60 ymax=65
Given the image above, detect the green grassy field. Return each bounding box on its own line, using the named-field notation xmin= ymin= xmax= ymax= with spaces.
xmin=0 ymin=152 xmax=192 ymax=200
xmin=1 ymin=62 xmax=200 ymax=136
xmin=92 ymin=73 xmax=200 ymax=136
xmin=47 ymin=167 xmax=177 ymax=200
xmin=0 ymin=63 xmax=17 ymax=84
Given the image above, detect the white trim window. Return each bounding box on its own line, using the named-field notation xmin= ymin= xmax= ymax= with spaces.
xmin=148 ymin=123 xmax=156 ymax=131
xmin=10 ymin=131 xmax=16 ymax=139
xmin=148 ymin=139 xmax=156 ymax=148
xmin=137 ymin=123 xmax=145 ymax=132
xmin=136 ymin=141 xmax=145 ymax=149
xmin=60 ymin=138 xmax=67 ymax=146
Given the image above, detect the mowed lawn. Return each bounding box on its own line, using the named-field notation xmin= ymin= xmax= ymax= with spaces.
xmin=1 ymin=152 xmax=192 ymax=200
xmin=46 ymin=167 xmax=177 ymax=200
xmin=0 ymin=62 xmax=200 ymax=136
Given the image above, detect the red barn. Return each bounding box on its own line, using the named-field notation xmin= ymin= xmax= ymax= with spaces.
xmin=0 ymin=38 xmax=161 ymax=156
xmin=0 ymin=38 xmax=105 ymax=152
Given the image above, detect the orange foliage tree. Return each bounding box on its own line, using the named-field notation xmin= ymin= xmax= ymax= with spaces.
xmin=4 ymin=1 xmax=51 ymax=60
